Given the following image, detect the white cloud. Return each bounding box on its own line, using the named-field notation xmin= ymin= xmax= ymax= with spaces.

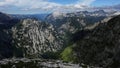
xmin=79 ymin=0 xmax=96 ymax=6
xmin=0 ymin=0 xmax=96 ymax=13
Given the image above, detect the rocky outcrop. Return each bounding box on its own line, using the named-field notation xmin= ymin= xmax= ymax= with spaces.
xmin=12 ymin=19 xmax=64 ymax=58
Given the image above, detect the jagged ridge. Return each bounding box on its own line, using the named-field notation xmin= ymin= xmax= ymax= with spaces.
xmin=12 ymin=19 xmax=64 ymax=58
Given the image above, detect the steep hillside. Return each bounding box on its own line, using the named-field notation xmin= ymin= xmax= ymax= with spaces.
xmin=71 ymin=15 xmax=120 ymax=67
xmin=0 ymin=12 xmax=19 ymax=59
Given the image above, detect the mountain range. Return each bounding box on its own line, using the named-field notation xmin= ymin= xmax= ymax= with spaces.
xmin=0 ymin=10 xmax=120 ymax=67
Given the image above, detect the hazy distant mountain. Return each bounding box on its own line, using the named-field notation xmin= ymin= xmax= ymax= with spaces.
xmin=11 ymin=14 xmax=49 ymax=21
xmin=46 ymin=10 xmax=116 ymax=27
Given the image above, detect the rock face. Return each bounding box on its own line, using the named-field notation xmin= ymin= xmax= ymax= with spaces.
xmin=12 ymin=19 xmax=63 ymax=58
xmin=72 ymin=15 xmax=120 ymax=67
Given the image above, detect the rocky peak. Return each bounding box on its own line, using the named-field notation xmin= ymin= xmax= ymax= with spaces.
xmin=12 ymin=19 xmax=64 ymax=58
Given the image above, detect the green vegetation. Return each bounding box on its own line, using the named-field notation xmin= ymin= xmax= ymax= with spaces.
xmin=60 ymin=45 xmax=75 ymax=62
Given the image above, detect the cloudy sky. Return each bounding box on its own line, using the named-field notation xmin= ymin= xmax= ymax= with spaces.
xmin=0 ymin=0 xmax=120 ymax=14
